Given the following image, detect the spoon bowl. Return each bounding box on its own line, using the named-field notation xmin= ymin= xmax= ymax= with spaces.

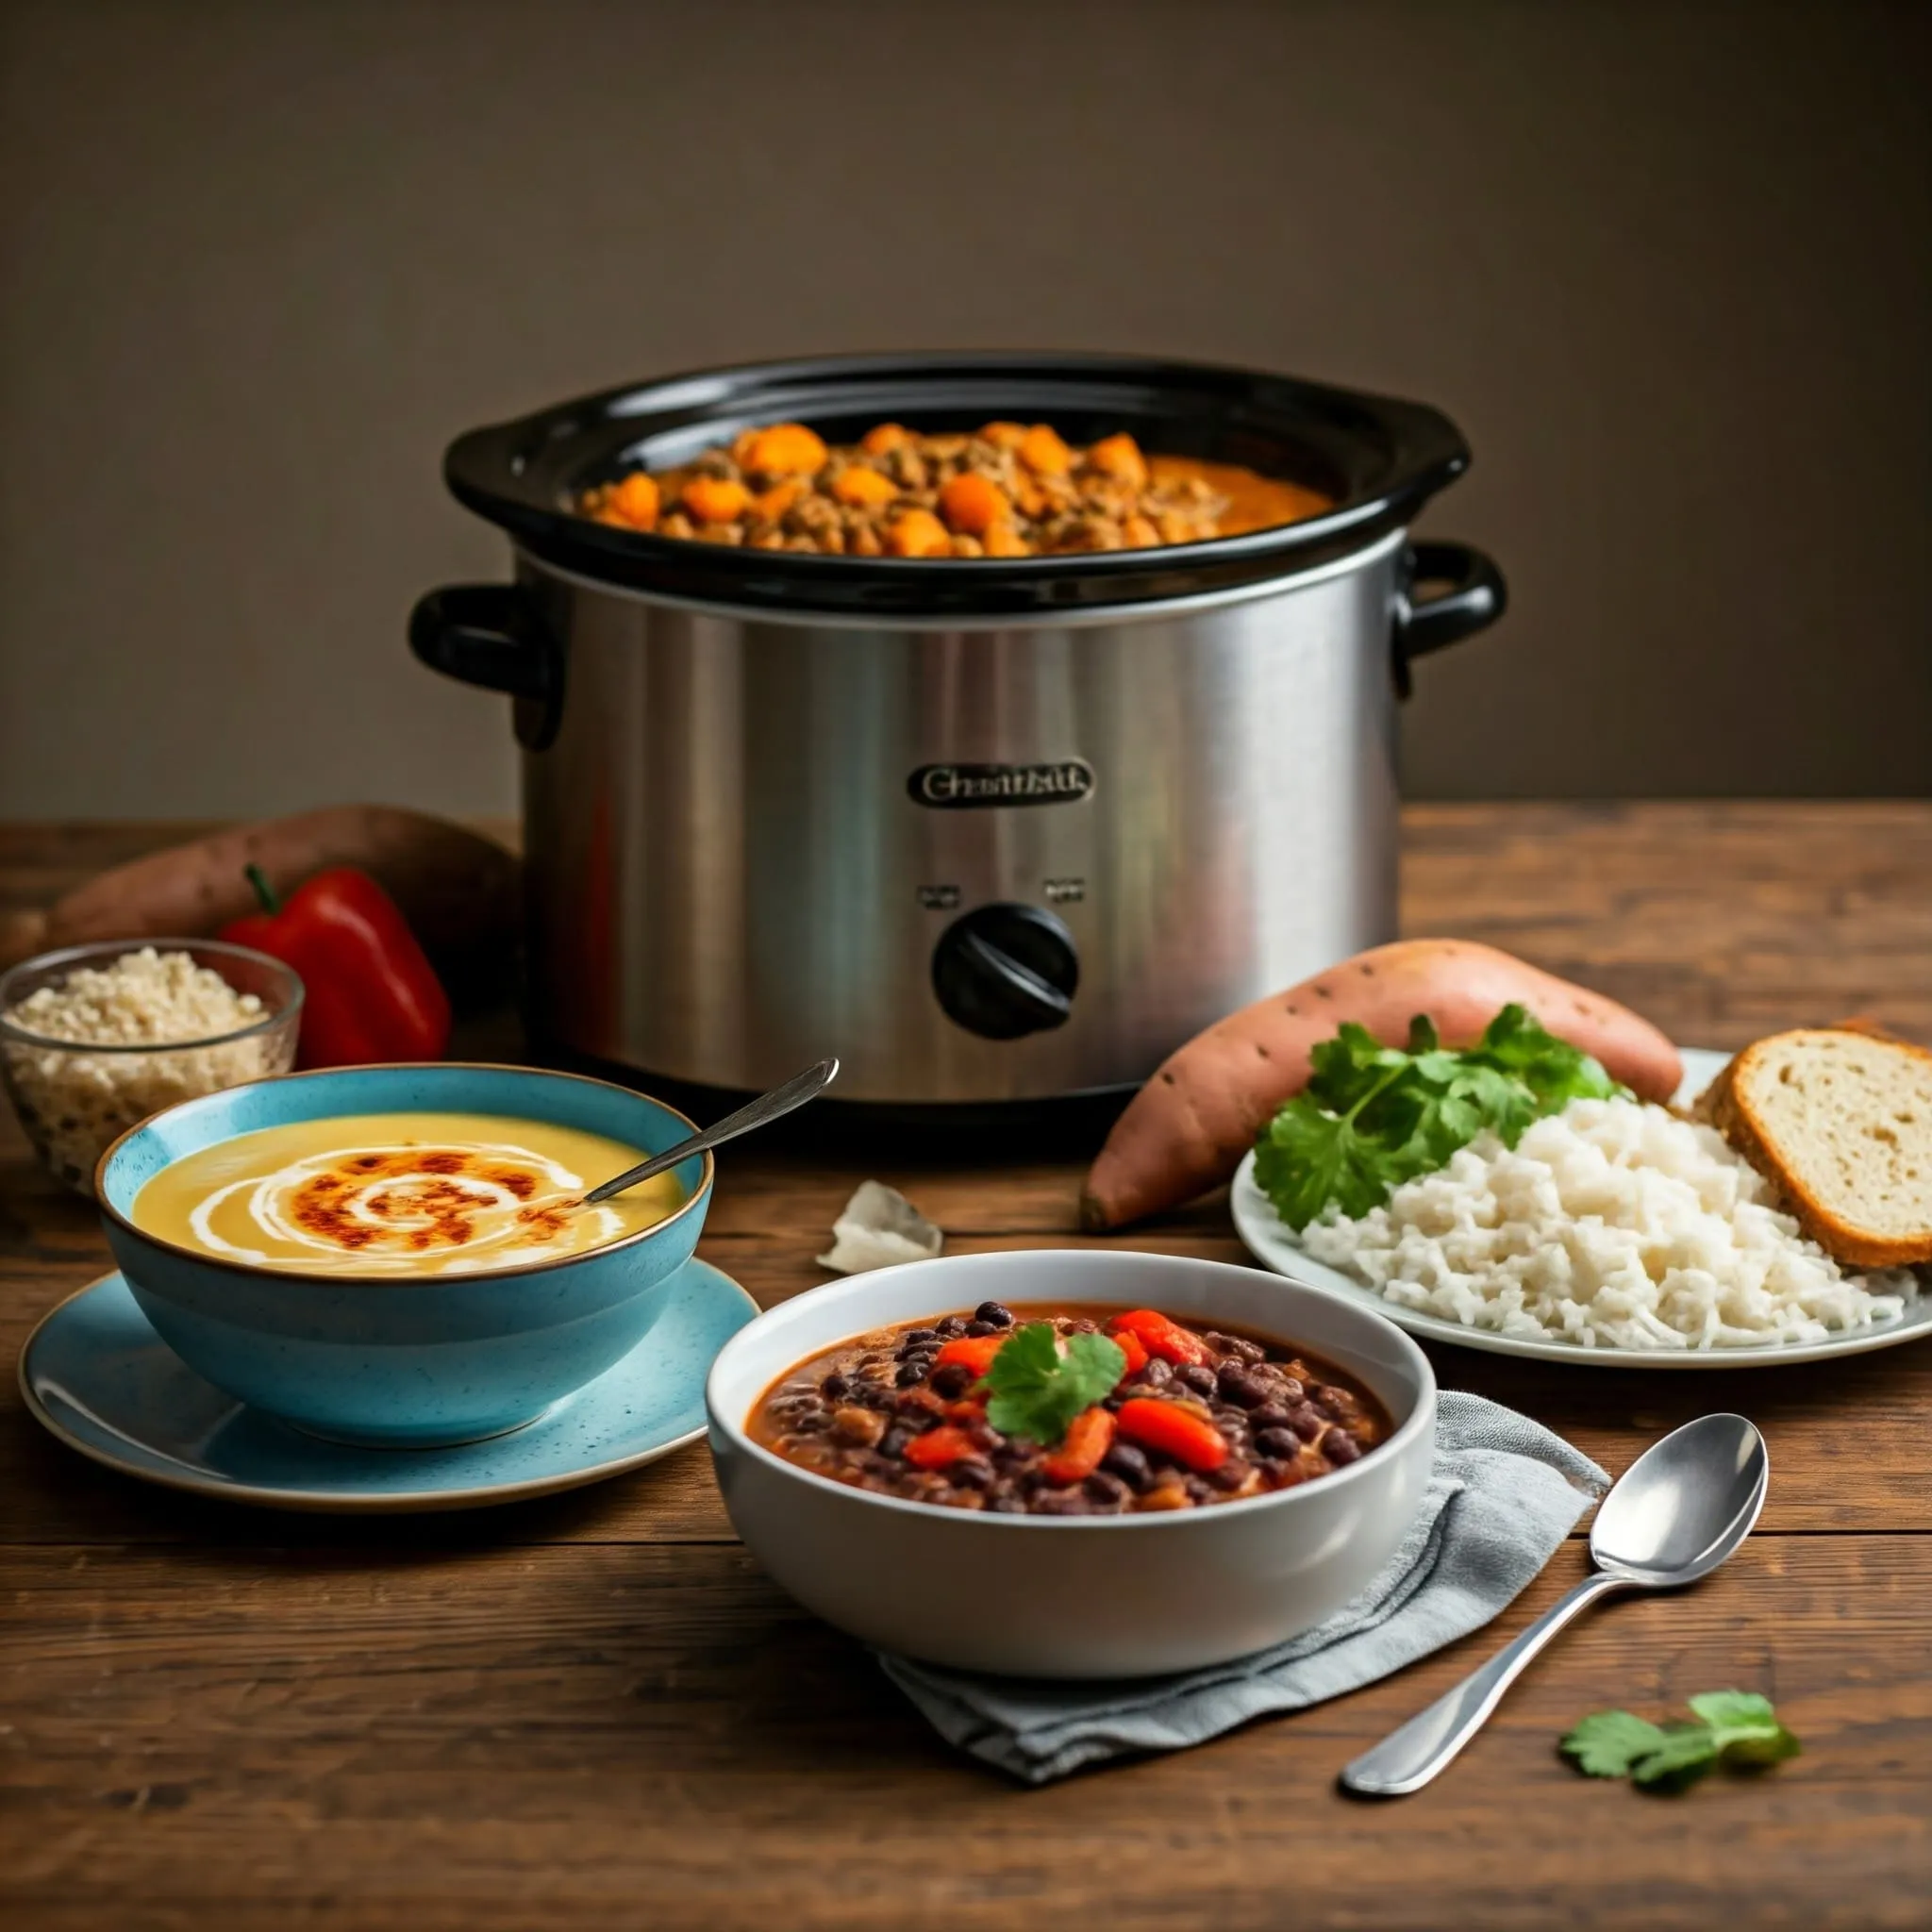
xmin=1591 ymin=1411 xmax=1768 ymax=1586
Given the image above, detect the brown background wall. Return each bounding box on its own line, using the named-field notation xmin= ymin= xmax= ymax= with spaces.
xmin=0 ymin=0 xmax=1925 ymax=819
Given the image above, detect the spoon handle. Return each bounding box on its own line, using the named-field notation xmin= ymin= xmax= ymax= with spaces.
xmin=1339 ymin=1570 xmax=1632 ymax=1797
xmin=581 ymin=1058 xmax=840 ymax=1203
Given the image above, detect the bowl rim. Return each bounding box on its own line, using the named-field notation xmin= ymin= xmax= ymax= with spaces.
xmin=0 ymin=937 xmax=306 ymax=1054
xmin=706 ymin=1249 xmax=1437 ymax=1528
xmin=92 ymin=1059 xmax=716 ymax=1287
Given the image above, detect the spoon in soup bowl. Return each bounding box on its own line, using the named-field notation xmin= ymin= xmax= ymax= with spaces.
xmin=576 ymin=1058 xmax=840 ymax=1206
xmin=1340 ymin=1411 xmax=1769 ymax=1798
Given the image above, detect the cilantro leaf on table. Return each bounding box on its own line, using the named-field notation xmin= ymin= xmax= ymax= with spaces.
xmin=1686 ymin=1690 xmax=1803 ymax=1768
xmin=1255 ymin=1003 xmax=1630 ymax=1231
xmin=1560 ymin=1708 xmax=1671 ymax=1778
xmin=1560 ymin=1692 xmax=1800 ymax=1793
xmin=980 ymin=1323 xmax=1125 ymax=1446
xmin=1627 ymin=1724 xmax=1728 ymax=1791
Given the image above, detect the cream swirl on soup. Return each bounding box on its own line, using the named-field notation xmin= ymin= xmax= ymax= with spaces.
xmin=132 ymin=1112 xmax=684 ymax=1275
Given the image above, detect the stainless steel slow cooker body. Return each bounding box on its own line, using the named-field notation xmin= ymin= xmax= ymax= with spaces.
xmin=413 ymin=354 xmax=1505 ymax=1107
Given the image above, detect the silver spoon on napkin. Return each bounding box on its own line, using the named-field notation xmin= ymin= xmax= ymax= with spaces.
xmin=1341 ymin=1411 xmax=1768 ymax=1798
xmin=579 ymin=1058 xmax=839 ymax=1204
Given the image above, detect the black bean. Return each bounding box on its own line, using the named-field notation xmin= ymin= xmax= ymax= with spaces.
xmin=1140 ymin=1357 xmax=1174 ymax=1388
xmin=1324 ymin=1429 xmax=1362 ymax=1465
xmin=1033 ymin=1491 xmax=1093 ymax=1516
xmin=1249 ymin=1403 xmax=1292 ymax=1432
xmin=1217 ymin=1365 xmax=1269 ymax=1407
xmin=963 ymin=1319 xmax=997 ymax=1338
xmin=974 ymin=1301 xmax=1014 ymax=1328
xmin=1255 ymin=1426 xmax=1301 ymax=1460
xmin=1102 ymin=1442 xmax=1152 ymax=1490
xmin=936 ymin=1315 xmax=969 ymax=1338
xmin=1204 ymin=1331 xmax=1265 ymax=1363
xmin=1315 ymin=1385 xmax=1360 ymax=1419
xmin=929 ymin=1361 xmax=974 ymax=1399
xmin=965 ymin=1420 xmax=1006 ymax=1454
xmin=989 ymin=1491 xmax=1028 ymax=1513
xmin=951 ymin=1456 xmax=996 ymax=1490
xmin=894 ymin=1359 xmax=930 ymax=1388
xmin=900 ymin=1327 xmax=938 ymax=1345
xmin=1206 ymin=1458 xmax=1252 ymax=1492
xmin=1274 ymin=1376 xmax=1306 ymax=1405
xmin=1175 ymin=1364 xmax=1218 ymax=1397
xmin=1083 ymin=1471 xmax=1130 ymax=1507
xmin=1289 ymin=1403 xmax=1325 ymax=1441
xmin=1182 ymin=1475 xmax=1215 ymax=1504
xmin=880 ymin=1425 xmax=914 ymax=1458
xmin=789 ymin=1412 xmax=829 ymax=1435
xmin=820 ymin=1371 xmax=851 ymax=1399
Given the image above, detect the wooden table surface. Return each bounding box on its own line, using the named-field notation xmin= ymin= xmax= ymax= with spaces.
xmin=3 ymin=805 xmax=1929 ymax=1931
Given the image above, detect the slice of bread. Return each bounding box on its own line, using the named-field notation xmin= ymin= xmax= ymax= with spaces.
xmin=1705 ymin=1028 xmax=1932 ymax=1267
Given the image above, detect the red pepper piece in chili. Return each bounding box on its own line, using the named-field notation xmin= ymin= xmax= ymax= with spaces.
xmin=1041 ymin=1406 xmax=1116 ymax=1485
xmin=902 ymin=1424 xmax=977 ymax=1470
xmin=221 ymin=864 xmax=451 ymax=1071
xmin=1111 ymin=1328 xmax=1150 ymax=1376
xmin=1108 ymin=1308 xmax=1208 ymax=1367
xmin=933 ymin=1333 xmax=1007 ymax=1377
xmin=943 ymin=1396 xmax=989 ymax=1424
xmin=1116 ymin=1397 xmax=1228 ymax=1472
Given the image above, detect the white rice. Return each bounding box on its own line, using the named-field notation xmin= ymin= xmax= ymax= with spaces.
xmin=1298 ymin=1097 xmax=1916 ymax=1350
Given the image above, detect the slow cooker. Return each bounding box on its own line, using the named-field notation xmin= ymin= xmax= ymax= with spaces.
xmin=410 ymin=352 xmax=1504 ymax=1108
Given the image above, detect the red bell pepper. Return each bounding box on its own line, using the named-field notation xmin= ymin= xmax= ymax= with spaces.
xmin=933 ymin=1333 xmax=1008 ymax=1377
xmin=1108 ymin=1308 xmax=1209 ymax=1367
xmin=1116 ymin=1398 xmax=1228 ymax=1472
xmin=903 ymin=1424 xmax=978 ymax=1470
xmin=1041 ymin=1406 xmax=1116 ymax=1485
xmin=222 ymin=864 xmax=451 ymax=1070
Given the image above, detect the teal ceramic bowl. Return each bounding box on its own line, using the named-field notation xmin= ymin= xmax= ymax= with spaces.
xmin=94 ymin=1064 xmax=714 ymax=1447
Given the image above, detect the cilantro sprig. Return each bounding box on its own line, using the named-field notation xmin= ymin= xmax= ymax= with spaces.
xmin=1253 ymin=1004 xmax=1625 ymax=1230
xmin=1562 ymin=1691 xmax=1801 ymax=1792
xmin=980 ymin=1323 xmax=1125 ymax=1446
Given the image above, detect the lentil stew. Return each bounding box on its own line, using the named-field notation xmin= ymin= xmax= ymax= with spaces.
xmin=746 ymin=1301 xmax=1392 ymax=1515
xmin=579 ymin=422 xmax=1331 ymax=559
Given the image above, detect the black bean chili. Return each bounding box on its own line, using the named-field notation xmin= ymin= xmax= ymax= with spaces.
xmin=747 ymin=1302 xmax=1392 ymax=1515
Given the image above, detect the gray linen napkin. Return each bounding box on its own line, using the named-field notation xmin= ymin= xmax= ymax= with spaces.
xmin=878 ymin=1391 xmax=1607 ymax=1783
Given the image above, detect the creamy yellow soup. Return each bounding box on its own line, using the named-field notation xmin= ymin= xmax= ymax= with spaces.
xmin=132 ymin=1112 xmax=684 ymax=1276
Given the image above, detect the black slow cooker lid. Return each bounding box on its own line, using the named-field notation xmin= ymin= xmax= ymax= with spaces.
xmin=443 ymin=351 xmax=1471 ymax=617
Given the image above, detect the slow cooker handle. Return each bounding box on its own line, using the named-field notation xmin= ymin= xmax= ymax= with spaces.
xmin=408 ymin=583 xmax=563 ymax=752
xmin=1393 ymin=542 xmax=1507 ymax=698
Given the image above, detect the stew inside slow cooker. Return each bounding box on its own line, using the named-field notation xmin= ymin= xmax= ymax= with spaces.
xmin=579 ymin=422 xmax=1332 ymax=558
xmin=747 ymin=1301 xmax=1391 ymax=1514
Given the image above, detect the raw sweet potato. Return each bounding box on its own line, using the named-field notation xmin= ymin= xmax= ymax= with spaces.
xmin=0 ymin=807 xmax=520 ymax=991
xmin=1080 ymin=939 xmax=1683 ymax=1231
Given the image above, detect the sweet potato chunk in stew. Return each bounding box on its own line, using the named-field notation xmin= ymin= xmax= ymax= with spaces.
xmin=746 ymin=1303 xmax=1391 ymax=1514
xmin=580 ymin=423 xmax=1330 ymax=558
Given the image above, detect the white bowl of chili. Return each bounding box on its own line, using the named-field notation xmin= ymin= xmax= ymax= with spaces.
xmin=706 ymin=1248 xmax=1436 ymax=1677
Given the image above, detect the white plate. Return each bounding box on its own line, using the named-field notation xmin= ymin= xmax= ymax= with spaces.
xmin=1230 ymin=1047 xmax=1932 ymax=1369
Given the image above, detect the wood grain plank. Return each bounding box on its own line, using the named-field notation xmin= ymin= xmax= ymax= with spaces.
xmin=1 ymin=1539 xmax=1926 ymax=1932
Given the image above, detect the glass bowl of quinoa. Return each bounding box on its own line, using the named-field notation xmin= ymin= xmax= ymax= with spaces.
xmin=0 ymin=940 xmax=304 ymax=1196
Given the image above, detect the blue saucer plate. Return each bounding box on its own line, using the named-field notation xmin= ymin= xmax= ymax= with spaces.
xmin=19 ymin=1259 xmax=758 ymax=1513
